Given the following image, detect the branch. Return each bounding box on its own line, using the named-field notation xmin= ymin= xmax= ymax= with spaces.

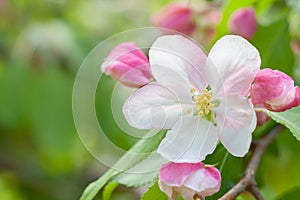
xmin=219 ymin=125 xmax=283 ymax=200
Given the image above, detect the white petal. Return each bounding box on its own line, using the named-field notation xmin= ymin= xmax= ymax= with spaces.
xmin=206 ymin=35 xmax=261 ymax=97
xmin=149 ymin=35 xmax=208 ymax=97
xmin=123 ymin=83 xmax=193 ymax=129
xmin=215 ymin=95 xmax=256 ymax=157
xmin=174 ymin=186 xmax=196 ymax=200
xmin=158 ymin=181 xmax=175 ymax=200
xmin=157 ymin=116 xmax=218 ymax=162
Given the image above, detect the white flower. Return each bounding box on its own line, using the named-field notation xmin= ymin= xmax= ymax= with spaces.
xmin=123 ymin=35 xmax=260 ymax=162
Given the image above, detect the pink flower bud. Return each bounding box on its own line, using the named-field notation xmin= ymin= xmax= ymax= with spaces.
xmin=228 ymin=7 xmax=257 ymax=39
xmin=101 ymin=42 xmax=152 ymax=87
xmin=158 ymin=162 xmax=221 ymax=200
xmin=251 ymin=68 xmax=300 ymax=112
xmin=151 ymin=3 xmax=196 ymax=36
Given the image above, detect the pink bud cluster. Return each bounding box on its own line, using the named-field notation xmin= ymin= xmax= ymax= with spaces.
xmin=150 ymin=3 xmax=221 ymax=39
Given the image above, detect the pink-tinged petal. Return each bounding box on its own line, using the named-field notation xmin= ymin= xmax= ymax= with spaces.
xmin=149 ymin=35 xmax=208 ymax=95
xmin=123 ymin=83 xmax=193 ymax=129
xmin=205 ymin=35 xmax=261 ymax=97
xmin=251 ymin=68 xmax=294 ymax=105
xmin=184 ymin=165 xmax=221 ymax=197
xmin=105 ymin=61 xmax=152 ymax=87
xmin=215 ymin=95 xmax=256 ymax=157
xmin=102 ymin=42 xmax=149 ymax=69
xmin=101 ymin=42 xmax=152 ymax=87
xmin=157 ymin=116 xmax=218 ymax=162
xmin=158 ymin=181 xmax=175 ymax=199
xmin=159 ymin=162 xmax=204 ymax=186
xmin=266 ymin=86 xmax=300 ymax=111
xmin=251 ymin=68 xmax=300 ymax=112
xmin=158 ymin=162 xmax=221 ymax=199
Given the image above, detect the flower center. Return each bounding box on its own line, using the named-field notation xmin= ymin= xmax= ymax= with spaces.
xmin=190 ymin=88 xmax=215 ymax=118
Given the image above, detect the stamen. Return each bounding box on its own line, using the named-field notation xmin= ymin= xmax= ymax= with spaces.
xmin=190 ymin=88 xmax=215 ymax=118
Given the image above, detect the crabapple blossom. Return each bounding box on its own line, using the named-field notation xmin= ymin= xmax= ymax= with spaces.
xmin=251 ymin=68 xmax=300 ymax=113
xmin=228 ymin=7 xmax=257 ymax=39
xmin=159 ymin=162 xmax=221 ymax=200
xmin=123 ymin=35 xmax=260 ymax=162
xmin=151 ymin=3 xmax=196 ymax=36
xmin=101 ymin=42 xmax=152 ymax=87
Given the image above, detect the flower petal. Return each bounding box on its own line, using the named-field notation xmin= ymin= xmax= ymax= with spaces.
xmin=250 ymin=68 xmax=294 ymax=105
xmin=215 ymin=95 xmax=256 ymax=157
xmin=175 ymin=186 xmax=197 ymax=200
xmin=184 ymin=165 xmax=221 ymax=197
xmin=159 ymin=162 xmax=204 ymax=186
xmin=123 ymin=83 xmax=192 ymax=129
xmin=157 ymin=116 xmax=218 ymax=162
xmin=101 ymin=42 xmax=152 ymax=87
xmin=106 ymin=61 xmax=152 ymax=87
xmin=149 ymin=35 xmax=208 ymax=95
xmin=206 ymin=35 xmax=261 ymax=97
xmin=158 ymin=181 xmax=175 ymax=200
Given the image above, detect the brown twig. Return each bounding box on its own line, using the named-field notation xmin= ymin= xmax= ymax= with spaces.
xmin=219 ymin=125 xmax=283 ymax=200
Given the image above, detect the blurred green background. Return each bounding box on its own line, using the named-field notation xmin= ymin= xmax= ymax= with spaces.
xmin=1 ymin=0 xmax=300 ymax=200
xmin=0 ymin=0 xmax=173 ymax=199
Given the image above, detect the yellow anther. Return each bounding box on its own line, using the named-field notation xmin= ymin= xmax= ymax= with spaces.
xmin=198 ymin=111 xmax=204 ymax=118
xmin=191 ymin=88 xmax=197 ymax=93
xmin=189 ymin=88 xmax=215 ymax=118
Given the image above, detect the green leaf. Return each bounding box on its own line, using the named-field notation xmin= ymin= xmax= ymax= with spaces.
xmin=113 ymin=170 xmax=158 ymax=188
xmin=102 ymin=182 xmax=118 ymax=200
xmin=256 ymin=0 xmax=276 ymax=14
xmin=141 ymin=181 xmax=167 ymax=200
xmin=80 ymin=130 xmax=167 ymax=200
xmin=81 ymin=169 xmax=116 ymax=200
xmin=251 ymin=18 xmax=295 ymax=76
xmin=112 ymin=152 xmax=165 ymax=188
xmin=276 ymin=186 xmax=300 ymax=200
xmin=264 ymin=106 xmax=300 ymax=141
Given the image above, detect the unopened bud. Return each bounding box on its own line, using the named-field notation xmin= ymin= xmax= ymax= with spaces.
xmin=158 ymin=162 xmax=221 ymax=200
xmin=101 ymin=42 xmax=152 ymax=87
xmin=228 ymin=7 xmax=257 ymax=39
xmin=151 ymin=3 xmax=196 ymax=36
xmin=251 ymin=68 xmax=300 ymax=114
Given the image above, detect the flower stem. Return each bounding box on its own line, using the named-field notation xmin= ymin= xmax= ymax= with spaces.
xmin=219 ymin=151 xmax=229 ymax=173
xmin=218 ymin=125 xmax=283 ymax=200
